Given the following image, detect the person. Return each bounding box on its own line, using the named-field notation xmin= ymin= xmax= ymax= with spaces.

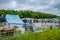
xmin=23 ymin=23 xmax=27 ymax=30
xmin=29 ymin=22 xmax=36 ymax=33
xmin=59 ymin=21 xmax=60 ymax=26
xmin=33 ymin=23 xmax=36 ymax=32
xmin=50 ymin=25 xmax=53 ymax=30
xmin=21 ymin=26 xmax=25 ymax=34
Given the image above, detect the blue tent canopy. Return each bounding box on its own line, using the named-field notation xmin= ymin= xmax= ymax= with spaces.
xmin=5 ymin=14 xmax=24 ymax=25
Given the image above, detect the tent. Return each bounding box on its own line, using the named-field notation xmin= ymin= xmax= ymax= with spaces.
xmin=5 ymin=14 xmax=24 ymax=28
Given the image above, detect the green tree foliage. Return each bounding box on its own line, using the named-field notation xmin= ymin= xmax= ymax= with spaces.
xmin=0 ymin=9 xmax=58 ymax=19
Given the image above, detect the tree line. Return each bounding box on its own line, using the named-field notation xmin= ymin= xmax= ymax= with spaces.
xmin=0 ymin=9 xmax=59 ymax=19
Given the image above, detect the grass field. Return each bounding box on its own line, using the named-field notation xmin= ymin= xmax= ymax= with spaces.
xmin=0 ymin=26 xmax=59 ymax=40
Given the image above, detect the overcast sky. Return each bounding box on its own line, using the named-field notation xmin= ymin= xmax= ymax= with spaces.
xmin=0 ymin=0 xmax=60 ymax=16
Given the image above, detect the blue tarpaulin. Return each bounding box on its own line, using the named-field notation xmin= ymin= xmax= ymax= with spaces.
xmin=5 ymin=14 xmax=24 ymax=25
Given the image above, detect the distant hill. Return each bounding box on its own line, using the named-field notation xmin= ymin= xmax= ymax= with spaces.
xmin=0 ymin=9 xmax=59 ymax=19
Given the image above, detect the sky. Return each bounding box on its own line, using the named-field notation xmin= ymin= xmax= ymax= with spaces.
xmin=0 ymin=0 xmax=60 ymax=16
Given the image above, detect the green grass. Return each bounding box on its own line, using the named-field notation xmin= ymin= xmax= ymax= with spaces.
xmin=0 ymin=27 xmax=60 ymax=40
xmin=0 ymin=30 xmax=33 ymax=40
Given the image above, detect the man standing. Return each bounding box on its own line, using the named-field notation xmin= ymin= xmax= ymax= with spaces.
xmin=59 ymin=21 xmax=60 ymax=26
xmin=29 ymin=22 xmax=36 ymax=33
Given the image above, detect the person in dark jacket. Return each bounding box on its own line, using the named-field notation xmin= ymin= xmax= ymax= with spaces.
xmin=50 ymin=25 xmax=53 ymax=30
xmin=23 ymin=23 xmax=27 ymax=30
xmin=59 ymin=21 xmax=60 ymax=26
xmin=29 ymin=22 xmax=35 ymax=32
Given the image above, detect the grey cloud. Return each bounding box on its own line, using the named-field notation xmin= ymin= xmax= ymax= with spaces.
xmin=15 ymin=0 xmax=26 ymax=4
xmin=0 ymin=0 xmax=12 ymax=4
xmin=53 ymin=4 xmax=60 ymax=10
xmin=50 ymin=0 xmax=60 ymax=10
xmin=0 ymin=0 xmax=60 ymax=16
